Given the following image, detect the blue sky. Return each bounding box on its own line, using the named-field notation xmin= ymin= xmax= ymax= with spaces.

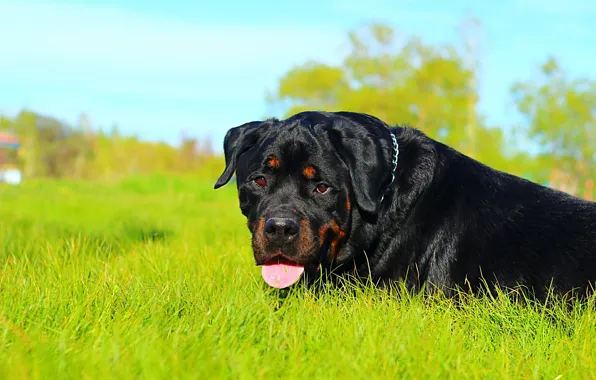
xmin=1 ymin=0 xmax=595 ymax=152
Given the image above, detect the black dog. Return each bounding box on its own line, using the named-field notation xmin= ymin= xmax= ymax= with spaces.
xmin=214 ymin=111 xmax=596 ymax=301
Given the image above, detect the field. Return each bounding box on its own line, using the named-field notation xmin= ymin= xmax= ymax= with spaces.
xmin=1 ymin=175 xmax=596 ymax=379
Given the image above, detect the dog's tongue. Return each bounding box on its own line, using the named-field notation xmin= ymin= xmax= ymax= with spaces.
xmin=261 ymin=263 xmax=305 ymax=288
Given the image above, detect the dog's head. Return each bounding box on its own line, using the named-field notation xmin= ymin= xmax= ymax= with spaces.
xmin=214 ymin=111 xmax=398 ymax=288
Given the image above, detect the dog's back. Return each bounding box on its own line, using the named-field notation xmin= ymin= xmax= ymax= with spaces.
xmin=422 ymin=139 xmax=596 ymax=299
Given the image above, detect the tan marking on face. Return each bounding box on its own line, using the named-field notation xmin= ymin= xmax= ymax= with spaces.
xmin=318 ymin=226 xmax=327 ymax=247
xmin=345 ymin=200 xmax=351 ymax=213
xmin=297 ymin=219 xmax=316 ymax=256
xmin=318 ymin=219 xmax=346 ymax=259
xmin=303 ymin=166 xmax=316 ymax=179
xmin=267 ymin=156 xmax=280 ymax=169
xmin=252 ymin=217 xmax=267 ymax=253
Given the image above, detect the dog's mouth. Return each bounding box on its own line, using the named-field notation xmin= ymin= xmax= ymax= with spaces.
xmin=259 ymin=254 xmax=306 ymax=289
xmin=258 ymin=253 xmax=324 ymax=289
xmin=254 ymin=224 xmax=342 ymax=289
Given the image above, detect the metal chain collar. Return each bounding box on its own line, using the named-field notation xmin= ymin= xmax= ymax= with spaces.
xmin=379 ymin=132 xmax=399 ymax=203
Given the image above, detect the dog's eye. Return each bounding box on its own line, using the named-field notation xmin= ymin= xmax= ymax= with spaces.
xmin=253 ymin=176 xmax=267 ymax=187
xmin=315 ymin=183 xmax=330 ymax=194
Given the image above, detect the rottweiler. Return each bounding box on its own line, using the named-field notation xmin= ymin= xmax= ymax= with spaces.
xmin=214 ymin=111 xmax=596 ymax=301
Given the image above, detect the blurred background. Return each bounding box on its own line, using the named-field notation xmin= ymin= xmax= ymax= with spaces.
xmin=0 ymin=0 xmax=594 ymax=199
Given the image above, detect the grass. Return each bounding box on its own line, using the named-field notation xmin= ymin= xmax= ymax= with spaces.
xmin=1 ymin=174 xmax=595 ymax=379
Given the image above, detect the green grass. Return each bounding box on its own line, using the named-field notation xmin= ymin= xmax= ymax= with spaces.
xmin=1 ymin=174 xmax=595 ymax=379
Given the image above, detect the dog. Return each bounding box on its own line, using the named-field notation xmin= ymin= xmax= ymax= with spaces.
xmin=213 ymin=111 xmax=596 ymax=301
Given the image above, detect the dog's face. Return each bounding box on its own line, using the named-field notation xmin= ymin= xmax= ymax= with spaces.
xmin=214 ymin=111 xmax=396 ymax=288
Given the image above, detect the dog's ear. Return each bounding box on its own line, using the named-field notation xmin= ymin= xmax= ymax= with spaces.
xmin=214 ymin=121 xmax=263 ymax=189
xmin=328 ymin=113 xmax=395 ymax=217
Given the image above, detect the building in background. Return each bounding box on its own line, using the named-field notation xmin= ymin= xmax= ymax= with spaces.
xmin=0 ymin=132 xmax=22 ymax=185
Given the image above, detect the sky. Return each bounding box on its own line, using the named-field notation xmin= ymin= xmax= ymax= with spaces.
xmin=1 ymin=0 xmax=595 ymax=152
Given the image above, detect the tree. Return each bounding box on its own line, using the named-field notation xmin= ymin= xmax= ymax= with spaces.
xmin=267 ymin=21 xmax=509 ymax=169
xmin=511 ymin=57 xmax=596 ymax=189
xmin=0 ymin=109 xmax=220 ymax=180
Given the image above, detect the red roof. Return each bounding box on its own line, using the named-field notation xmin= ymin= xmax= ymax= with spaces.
xmin=0 ymin=133 xmax=19 ymax=144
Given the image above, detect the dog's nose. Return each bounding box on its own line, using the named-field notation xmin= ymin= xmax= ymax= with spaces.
xmin=264 ymin=217 xmax=299 ymax=242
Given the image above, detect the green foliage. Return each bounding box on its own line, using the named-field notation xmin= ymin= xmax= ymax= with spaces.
xmin=268 ymin=22 xmax=506 ymax=165
xmin=1 ymin=177 xmax=595 ymax=378
xmin=0 ymin=110 xmax=220 ymax=181
xmin=511 ymin=56 xmax=596 ymax=185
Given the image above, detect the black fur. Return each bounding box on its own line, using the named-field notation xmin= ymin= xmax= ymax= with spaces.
xmin=214 ymin=111 xmax=596 ymax=301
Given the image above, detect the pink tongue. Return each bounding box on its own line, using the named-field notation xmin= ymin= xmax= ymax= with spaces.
xmin=261 ymin=263 xmax=305 ymax=288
